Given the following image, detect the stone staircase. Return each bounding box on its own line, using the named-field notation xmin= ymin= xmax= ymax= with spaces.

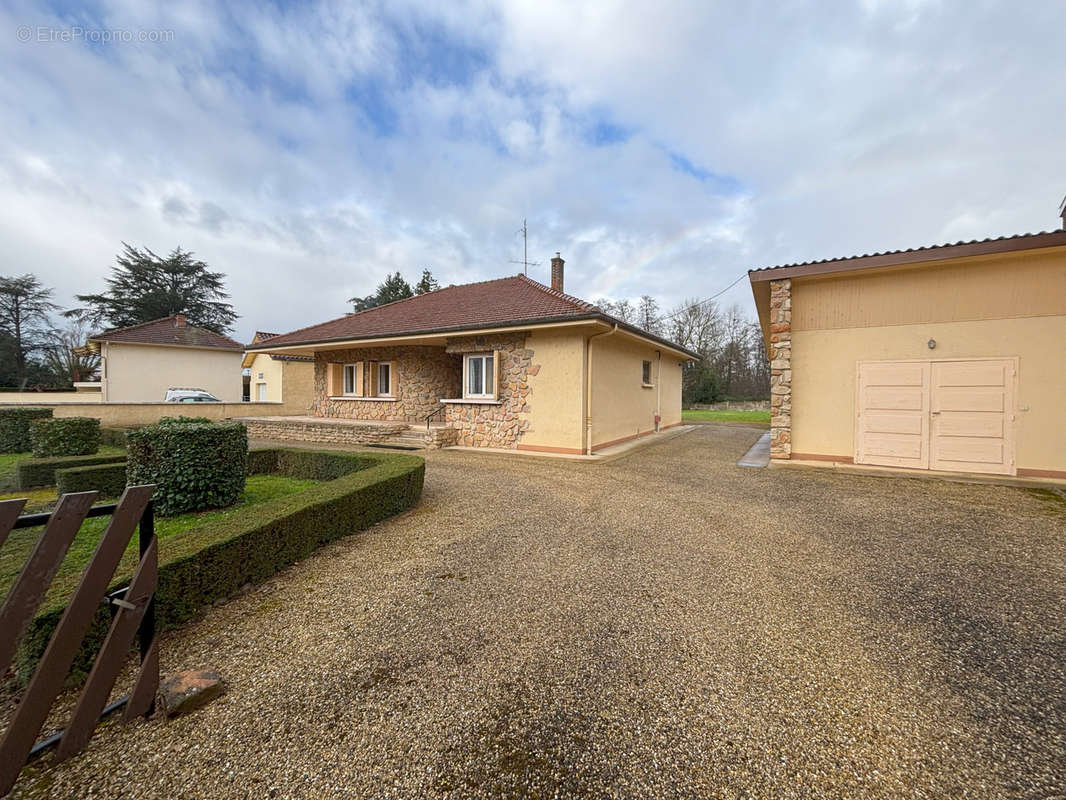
xmin=371 ymin=424 xmax=458 ymax=451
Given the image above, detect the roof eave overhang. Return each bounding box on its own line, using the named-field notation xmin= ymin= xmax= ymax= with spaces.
xmin=747 ymin=231 xmax=1066 ymax=283
xmin=89 ymin=338 xmax=243 ymax=353
xmin=248 ymin=315 xmax=701 ymax=361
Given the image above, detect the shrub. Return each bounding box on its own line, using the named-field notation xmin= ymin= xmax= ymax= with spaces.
xmin=17 ymin=453 xmax=128 ymax=490
xmin=126 ymin=422 xmax=248 ymax=516
xmin=158 ymin=416 xmax=213 ymax=426
xmin=29 ymin=417 xmax=101 ymax=458
xmin=14 ymin=449 xmax=424 ymax=685
xmin=0 ymin=408 xmax=53 ymax=453
xmin=55 ymin=462 xmax=128 ymax=497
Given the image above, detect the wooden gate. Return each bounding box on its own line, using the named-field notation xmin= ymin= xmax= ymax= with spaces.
xmin=0 ymin=484 xmax=157 ymax=796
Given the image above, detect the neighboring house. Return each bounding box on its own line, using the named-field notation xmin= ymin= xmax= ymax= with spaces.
xmin=247 ymin=255 xmax=699 ymax=454
xmin=749 ymin=220 xmax=1066 ymax=480
xmin=82 ymin=314 xmax=245 ymax=402
xmin=242 ymin=332 xmax=315 ymax=406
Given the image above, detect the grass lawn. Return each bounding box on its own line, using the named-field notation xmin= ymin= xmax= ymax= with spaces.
xmin=682 ymin=409 xmax=770 ymax=424
xmin=0 ymin=474 xmax=318 ymax=606
xmin=0 ymin=446 xmax=126 ymax=493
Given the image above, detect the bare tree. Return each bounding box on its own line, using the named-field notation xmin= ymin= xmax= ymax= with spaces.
xmin=42 ymin=317 xmax=100 ymax=387
xmin=638 ymin=295 xmax=662 ymax=335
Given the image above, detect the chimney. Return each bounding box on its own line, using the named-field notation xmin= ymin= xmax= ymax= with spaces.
xmin=550 ymin=252 xmax=565 ymax=292
xmin=173 ymin=314 xmax=187 ymax=328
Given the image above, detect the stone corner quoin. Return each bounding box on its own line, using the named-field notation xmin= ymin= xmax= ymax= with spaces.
xmin=768 ymin=278 xmax=792 ymax=459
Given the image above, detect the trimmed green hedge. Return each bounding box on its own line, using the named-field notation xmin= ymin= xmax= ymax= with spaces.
xmin=16 ymin=452 xmax=128 ymax=490
xmin=0 ymin=408 xmax=53 ymax=453
xmin=14 ymin=449 xmax=424 ymax=685
xmin=55 ymin=462 xmax=128 ymax=497
xmin=158 ymin=415 xmax=213 ymax=426
xmin=127 ymin=422 xmax=248 ymax=516
xmin=29 ymin=417 xmax=101 ymax=458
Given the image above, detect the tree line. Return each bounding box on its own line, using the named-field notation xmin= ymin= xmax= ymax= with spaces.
xmin=596 ymin=294 xmax=769 ymax=402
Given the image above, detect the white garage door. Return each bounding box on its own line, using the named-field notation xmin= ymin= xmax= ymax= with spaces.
xmin=856 ymin=359 xmax=1015 ymax=476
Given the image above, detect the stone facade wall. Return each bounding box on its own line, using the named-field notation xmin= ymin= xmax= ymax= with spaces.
xmin=242 ymin=418 xmax=408 ymax=445
xmin=313 ymin=346 xmax=460 ymax=422
xmin=443 ymin=333 xmax=535 ymax=448
xmin=768 ymin=279 xmax=792 ymax=458
xmin=425 ymin=426 xmax=459 ymax=449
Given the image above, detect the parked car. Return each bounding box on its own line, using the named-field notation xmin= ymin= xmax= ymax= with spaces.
xmin=165 ymin=388 xmax=221 ymax=403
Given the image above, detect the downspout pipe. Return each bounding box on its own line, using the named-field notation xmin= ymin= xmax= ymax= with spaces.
xmin=655 ymin=350 xmax=662 ymax=432
xmin=585 ymin=323 xmax=619 ymax=455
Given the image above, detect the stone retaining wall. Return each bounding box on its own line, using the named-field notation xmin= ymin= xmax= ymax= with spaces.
xmin=242 ymin=418 xmax=409 ymax=445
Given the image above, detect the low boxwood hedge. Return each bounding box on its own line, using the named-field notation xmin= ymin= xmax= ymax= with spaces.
xmin=127 ymin=421 xmax=248 ymax=516
xmin=29 ymin=416 xmax=101 ymax=457
xmin=55 ymin=462 xmax=128 ymax=497
xmin=17 ymin=452 xmax=128 ymax=490
xmin=13 ymin=449 xmax=424 ymax=685
xmin=0 ymin=407 xmax=53 ymax=453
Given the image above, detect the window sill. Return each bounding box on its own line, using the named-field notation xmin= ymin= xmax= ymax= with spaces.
xmin=328 ymin=396 xmax=397 ymax=402
xmin=641 ymin=383 xmax=655 ymax=389
xmin=440 ymin=398 xmax=502 ymax=405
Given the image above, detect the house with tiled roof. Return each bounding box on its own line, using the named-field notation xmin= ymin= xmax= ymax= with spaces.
xmin=242 ymin=331 xmax=314 ymax=406
xmin=81 ymin=314 xmax=245 ymax=402
xmin=749 ymin=215 xmax=1066 ymax=482
xmin=246 ymin=255 xmax=699 ymax=453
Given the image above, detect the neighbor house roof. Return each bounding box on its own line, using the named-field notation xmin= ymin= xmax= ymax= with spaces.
xmin=248 ymin=274 xmax=700 ymax=358
xmin=245 ymin=331 xmax=313 ymax=364
xmin=748 ymin=229 xmax=1066 ymax=282
xmin=88 ymin=315 xmax=244 ymax=351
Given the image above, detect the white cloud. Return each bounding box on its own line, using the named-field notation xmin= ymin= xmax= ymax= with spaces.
xmin=0 ymin=0 xmax=1062 ymax=343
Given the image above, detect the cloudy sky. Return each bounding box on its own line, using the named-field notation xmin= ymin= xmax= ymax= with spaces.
xmin=2 ymin=0 xmax=1062 ymax=343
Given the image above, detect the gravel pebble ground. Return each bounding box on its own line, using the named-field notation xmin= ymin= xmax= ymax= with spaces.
xmin=8 ymin=424 xmax=1065 ymax=799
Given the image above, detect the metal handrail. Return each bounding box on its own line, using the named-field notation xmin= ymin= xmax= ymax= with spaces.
xmin=424 ymin=405 xmax=446 ymax=430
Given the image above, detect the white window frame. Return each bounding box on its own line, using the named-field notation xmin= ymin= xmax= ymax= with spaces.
xmin=376 ymin=361 xmax=393 ymax=397
xmin=463 ymin=353 xmax=495 ymax=399
xmin=342 ymin=363 xmax=359 ymax=396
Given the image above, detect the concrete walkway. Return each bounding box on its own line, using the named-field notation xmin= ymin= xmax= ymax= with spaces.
xmin=736 ymin=430 xmax=770 ymax=467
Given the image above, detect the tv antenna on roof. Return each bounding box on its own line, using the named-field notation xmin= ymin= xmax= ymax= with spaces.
xmin=509 ymin=219 xmax=540 ymax=275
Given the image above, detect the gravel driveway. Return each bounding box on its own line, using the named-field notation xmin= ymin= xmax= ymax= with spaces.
xmin=11 ymin=424 xmax=1066 ymax=799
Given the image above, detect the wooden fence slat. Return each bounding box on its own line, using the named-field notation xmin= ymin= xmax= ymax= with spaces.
xmin=56 ymin=536 xmax=157 ymax=761
xmin=0 ymin=498 xmax=28 ymax=550
xmin=0 ymin=492 xmax=97 ymax=680
xmin=124 ymin=636 xmax=159 ymax=722
xmin=0 ymin=485 xmax=152 ymax=797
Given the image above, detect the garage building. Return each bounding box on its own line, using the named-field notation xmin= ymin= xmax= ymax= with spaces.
xmin=749 ymin=224 xmax=1066 ymax=481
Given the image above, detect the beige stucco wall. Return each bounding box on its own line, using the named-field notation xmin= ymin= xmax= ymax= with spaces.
xmin=589 ymin=333 xmax=685 ymax=450
xmin=248 ymin=353 xmax=284 ymax=403
xmin=790 ymin=249 xmax=1066 ymax=474
xmin=0 ymin=401 xmax=286 ymax=427
xmin=280 ymin=360 xmax=315 ymax=413
xmin=0 ymin=392 xmax=101 ymax=403
xmin=522 ymin=329 xmax=586 ymax=452
xmin=102 ymin=342 xmax=243 ymax=402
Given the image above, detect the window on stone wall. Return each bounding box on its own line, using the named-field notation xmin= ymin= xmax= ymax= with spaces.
xmin=343 ymin=364 xmax=358 ymax=395
xmin=464 ymin=353 xmax=495 ymax=399
xmin=377 ymin=362 xmax=392 ymax=396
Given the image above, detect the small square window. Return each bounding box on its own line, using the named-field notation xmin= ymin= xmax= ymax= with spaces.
xmin=464 ymin=353 xmax=495 ymax=398
xmin=642 ymin=360 xmax=652 ymax=385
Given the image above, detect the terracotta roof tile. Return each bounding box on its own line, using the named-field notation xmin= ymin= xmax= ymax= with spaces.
xmin=253 ymin=275 xmax=602 ymax=348
xmin=90 ymin=316 xmax=243 ymax=350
